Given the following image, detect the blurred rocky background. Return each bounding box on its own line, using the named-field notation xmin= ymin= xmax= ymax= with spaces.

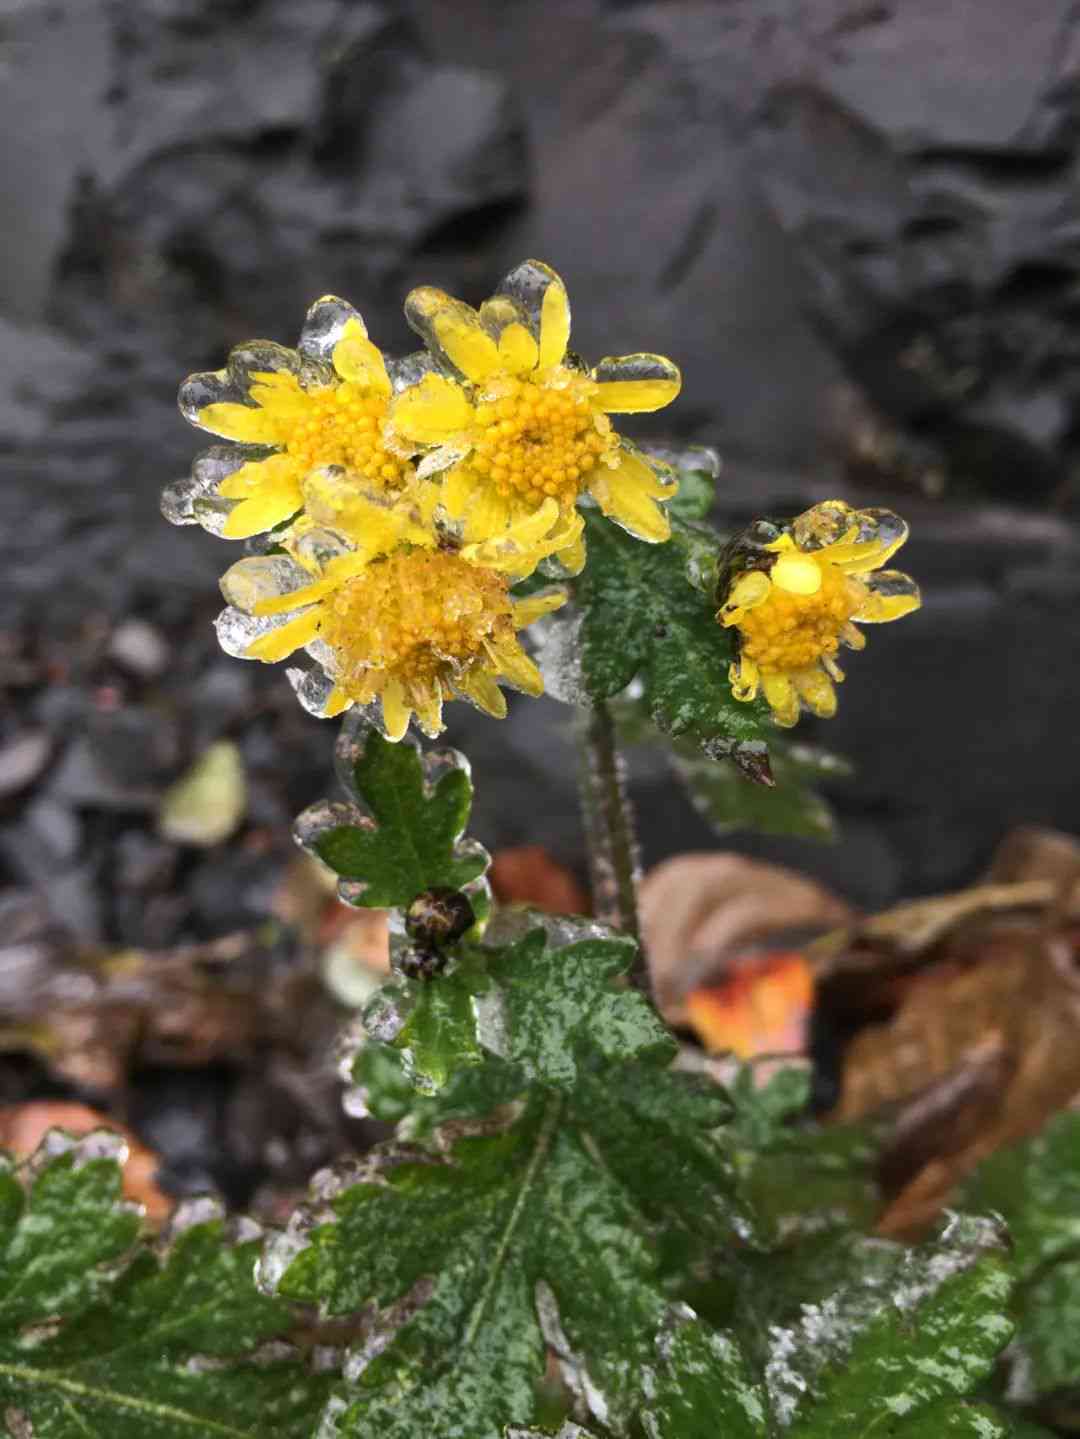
xmin=4 ymin=0 xmax=1080 ymax=1201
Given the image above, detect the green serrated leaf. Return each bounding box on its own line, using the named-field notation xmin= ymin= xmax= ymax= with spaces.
xmin=0 ymin=1135 xmax=330 ymax=1439
xmin=777 ymin=1215 xmax=1015 ymax=1436
xmin=485 ymin=929 xmax=676 ymax=1086
xmin=298 ymin=714 xmax=490 ymax=910
xmin=576 ymin=512 xmax=770 ymax=763
xmin=959 ymin=1111 xmax=1080 ymax=1398
xmin=672 ymin=739 xmax=850 ymax=840
xmin=274 ymin=1077 xmax=738 ymax=1439
xmin=359 ymin=921 xmax=674 ymax=1094
xmin=639 ymin=1314 xmax=766 ymax=1438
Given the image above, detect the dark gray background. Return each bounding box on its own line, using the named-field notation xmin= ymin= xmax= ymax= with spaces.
xmin=4 ymin=0 xmax=1080 ymax=939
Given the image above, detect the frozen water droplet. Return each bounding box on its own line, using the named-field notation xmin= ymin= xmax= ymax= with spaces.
xmin=287 ymin=664 xmax=340 ymax=717
xmin=363 ymin=983 xmax=413 ymax=1045
xmin=534 ymin=610 xmax=587 ymax=706
xmin=215 ymin=606 xmax=287 ymax=660
xmin=298 ymin=295 xmax=365 ymax=364
xmin=293 ymin=798 xmax=367 ymax=855
xmin=167 ymin=1196 xmax=226 ymax=1236
xmin=220 ymin=555 xmax=308 ymax=611
xmin=641 ymin=440 xmax=721 ymax=479
xmin=387 ymin=350 xmax=439 ymax=394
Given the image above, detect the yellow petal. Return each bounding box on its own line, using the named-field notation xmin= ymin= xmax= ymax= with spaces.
xmin=459 ymin=480 xmax=513 ymax=544
xmin=588 ymin=449 xmax=672 ymax=544
xmin=538 ymin=271 xmax=571 ymax=369
xmin=591 ymin=353 xmax=682 ymax=413
xmin=762 ymin=672 xmax=799 ymax=728
xmin=405 ymin=287 xmax=501 ymax=382
xmin=391 ymin=374 xmax=474 ymax=444
xmin=325 ymin=686 xmax=352 ymax=717
xmin=247 ymin=370 xmax=311 ymax=416
xmin=770 ymin=552 xmax=822 ymax=596
xmin=378 ymin=679 xmax=410 ymax=741
xmin=729 ymin=653 xmax=760 ymax=702
xmin=498 ymin=321 xmax=540 ymax=374
xmin=246 ymin=608 xmax=321 ymax=663
xmin=851 ymin=570 xmax=921 ymax=623
xmin=554 ymin=533 xmax=586 ymax=576
xmin=198 ymin=401 xmax=284 ymax=445
xmin=494 ymin=641 xmax=543 ymax=696
xmin=840 ymin=621 xmax=866 ymax=652
xmin=457 ymin=668 xmax=508 ymax=719
xmin=332 ymin=319 xmax=391 ymax=394
xmin=720 ymin=569 xmax=771 ymax=623
xmin=408 ymin=680 xmax=445 ymax=738
xmin=793 ymin=667 xmax=837 ymax=718
xmin=513 ymin=589 xmax=567 ymax=627
xmin=220 ymin=481 xmax=302 ymax=539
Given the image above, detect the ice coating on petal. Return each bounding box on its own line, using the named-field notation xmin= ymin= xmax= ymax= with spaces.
xmin=290 ymin=522 xmax=355 ymax=571
xmin=219 ymin=554 xmax=310 ymax=611
xmin=214 ymin=605 xmax=300 ymax=660
xmin=387 ymin=349 xmax=440 ymax=395
xmin=496 ymin=259 xmax=567 ymax=346
xmin=790 ymin=499 xmax=857 ymax=552
xmin=482 ymin=907 xmax=619 ymax=949
xmin=404 ymin=285 xmax=500 ymax=383
xmin=162 ymin=445 xmax=256 ymax=531
xmin=534 ymin=609 xmax=588 ymax=706
xmin=591 ymin=352 xmax=682 ymax=413
xmin=287 ymin=664 xmax=346 ymax=717
xmin=298 ymin=294 xmax=367 ymax=365
xmin=852 ymin=569 xmax=922 ymax=622
xmin=641 ymin=441 xmax=721 ymax=479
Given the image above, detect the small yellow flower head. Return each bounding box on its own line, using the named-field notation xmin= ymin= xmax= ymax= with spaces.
xmin=387 ymin=259 xmax=682 ymax=568
xmin=718 ymin=500 xmax=920 ymax=728
xmin=215 ymin=517 xmax=565 ymax=741
xmin=171 ymin=297 xmax=411 ymax=539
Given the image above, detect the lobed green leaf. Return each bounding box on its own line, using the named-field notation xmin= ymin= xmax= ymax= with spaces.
xmin=0 ymin=1134 xmax=330 ymax=1439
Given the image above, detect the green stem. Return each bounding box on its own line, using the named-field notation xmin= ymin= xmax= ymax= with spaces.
xmin=577 ymin=701 xmax=650 ymax=996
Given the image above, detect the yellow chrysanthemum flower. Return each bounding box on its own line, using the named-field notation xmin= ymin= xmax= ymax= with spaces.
xmin=175 ymin=297 xmax=412 ymax=540
xmin=215 ymin=493 xmax=565 ymax=740
xmin=386 ymin=259 xmax=682 ymax=566
xmin=718 ymin=500 xmax=920 ymax=728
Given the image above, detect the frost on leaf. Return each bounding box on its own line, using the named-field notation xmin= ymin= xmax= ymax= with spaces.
xmin=0 ymin=1132 xmax=331 ymax=1438
xmin=569 ymin=511 xmax=772 ymax=781
xmin=296 ymin=710 xmax=491 ymax=913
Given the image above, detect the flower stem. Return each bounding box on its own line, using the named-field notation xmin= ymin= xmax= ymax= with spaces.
xmin=577 ymin=701 xmax=650 ymax=996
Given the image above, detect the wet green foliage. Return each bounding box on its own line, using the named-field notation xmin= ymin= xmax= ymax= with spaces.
xmin=4 ymin=715 xmax=1074 ymax=1439
xmin=308 ymin=727 xmax=489 ymax=909
xmin=361 ymin=924 xmax=675 ymax=1092
xmin=0 ymin=1137 xmax=330 ymax=1438
xmin=575 ymin=511 xmax=770 ymax=769
xmin=960 ymin=1111 xmax=1080 ymax=1403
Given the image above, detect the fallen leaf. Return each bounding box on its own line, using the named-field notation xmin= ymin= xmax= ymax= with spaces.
xmin=640 ymin=852 xmax=851 ymax=1010
xmin=158 ymin=740 xmax=247 ymax=846
xmin=0 ymin=1101 xmax=171 ymax=1224
xmin=684 ymin=951 xmax=814 ymax=1058
xmin=490 ymin=846 xmax=588 ymax=914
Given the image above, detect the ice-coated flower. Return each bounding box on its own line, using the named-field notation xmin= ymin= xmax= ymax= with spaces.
xmin=169 ymin=297 xmax=414 ymax=540
xmin=215 ymin=497 xmax=566 ymax=741
xmin=386 ymin=259 xmax=682 ymax=565
xmin=718 ymin=500 xmax=920 ymax=728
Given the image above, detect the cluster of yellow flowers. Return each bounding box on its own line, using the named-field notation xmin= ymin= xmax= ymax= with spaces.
xmin=171 ymin=259 xmax=682 ymax=739
xmin=169 ymin=257 xmax=921 ymax=738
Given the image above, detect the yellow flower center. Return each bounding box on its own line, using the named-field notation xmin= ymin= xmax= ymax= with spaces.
xmin=737 ymin=558 xmax=857 ymax=672
xmin=318 ymin=550 xmax=514 ymax=697
xmin=286 ymin=384 xmax=412 ymax=488
xmin=467 ymin=374 xmax=611 ymax=506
